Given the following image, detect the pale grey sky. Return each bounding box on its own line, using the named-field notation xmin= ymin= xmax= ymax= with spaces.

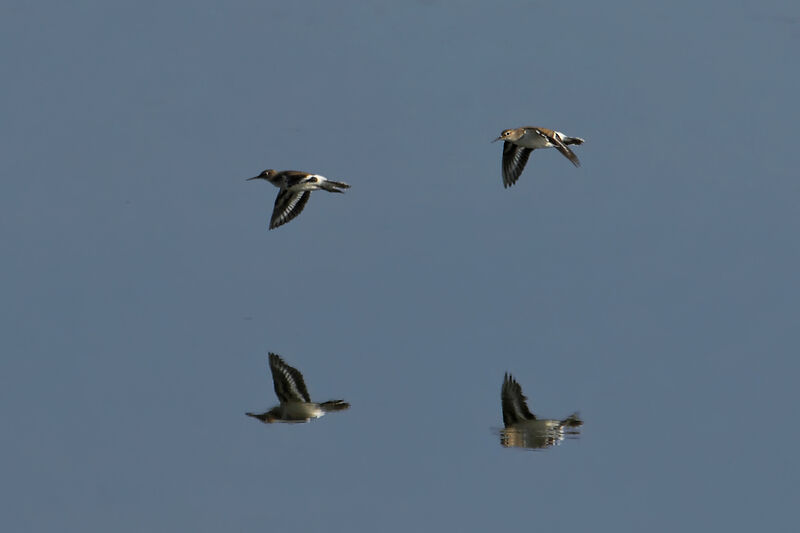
xmin=2 ymin=1 xmax=799 ymax=532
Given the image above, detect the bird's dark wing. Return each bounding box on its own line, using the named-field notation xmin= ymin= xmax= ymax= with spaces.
xmin=550 ymin=135 xmax=581 ymax=167
xmin=270 ymin=190 xmax=311 ymax=230
xmin=501 ymin=143 xmax=533 ymax=188
xmin=282 ymin=171 xmax=314 ymax=188
xmin=269 ymin=352 xmax=311 ymax=403
xmin=501 ymin=373 xmax=536 ymax=426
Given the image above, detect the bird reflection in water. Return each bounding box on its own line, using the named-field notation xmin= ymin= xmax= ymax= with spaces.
xmin=499 ymin=373 xmax=583 ymax=450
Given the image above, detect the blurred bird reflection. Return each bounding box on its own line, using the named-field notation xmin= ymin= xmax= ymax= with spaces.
xmin=499 ymin=373 xmax=583 ymax=450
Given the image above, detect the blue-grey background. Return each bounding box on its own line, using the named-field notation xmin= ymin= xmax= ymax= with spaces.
xmin=2 ymin=1 xmax=798 ymax=531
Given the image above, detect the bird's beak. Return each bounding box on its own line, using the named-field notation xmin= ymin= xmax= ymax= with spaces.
xmin=246 ymin=176 xmax=260 ymax=181
xmin=492 ymin=136 xmax=503 ymax=143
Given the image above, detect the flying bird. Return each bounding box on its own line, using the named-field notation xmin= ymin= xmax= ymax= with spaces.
xmin=247 ymin=169 xmax=350 ymax=230
xmin=493 ymin=126 xmax=585 ymax=188
xmin=246 ymin=352 xmax=350 ymax=423
xmin=500 ymin=373 xmax=582 ymax=450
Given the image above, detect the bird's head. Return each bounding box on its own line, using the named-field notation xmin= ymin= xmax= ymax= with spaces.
xmin=246 ymin=169 xmax=277 ymax=182
xmin=493 ymin=129 xmax=516 ymax=143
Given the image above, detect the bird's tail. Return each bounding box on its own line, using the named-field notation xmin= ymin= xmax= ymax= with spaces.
xmin=560 ymin=412 xmax=583 ymax=428
xmin=320 ymin=180 xmax=350 ymax=193
xmin=320 ymin=400 xmax=350 ymax=412
xmin=562 ymin=136 xmax=584 ymax=146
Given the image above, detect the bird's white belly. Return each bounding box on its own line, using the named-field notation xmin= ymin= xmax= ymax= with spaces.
xmin=283 ymin=402 xmax=324 ymax=420
xmin=501 ymin=419 xmax=565 ymax=449
xmin=517 ymin=134 xmax=552 ymax=149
